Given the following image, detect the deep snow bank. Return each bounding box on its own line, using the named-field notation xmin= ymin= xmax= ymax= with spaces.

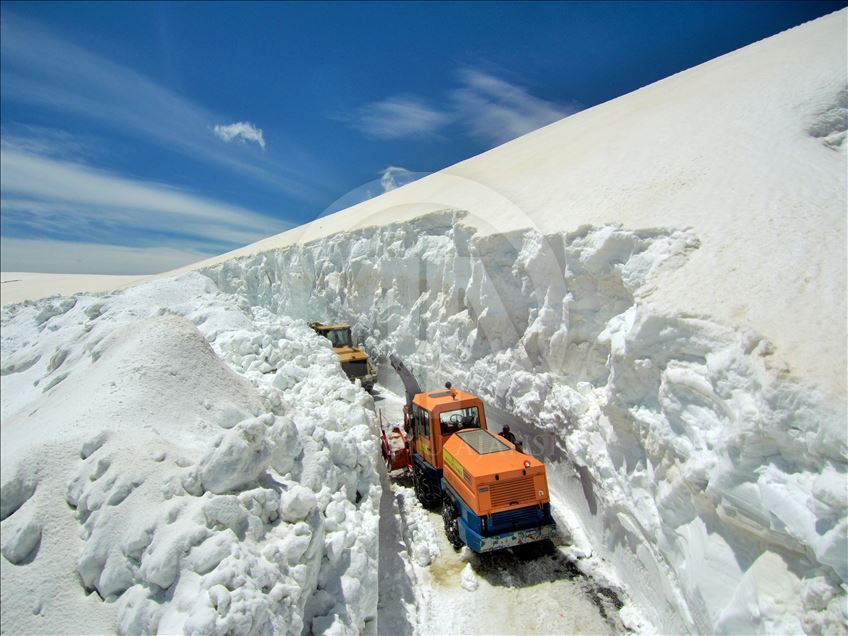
xmin=203 ymin=211 xmax=846 ymax=634
xmin=1 ymin=274 xmax=380 ymax=634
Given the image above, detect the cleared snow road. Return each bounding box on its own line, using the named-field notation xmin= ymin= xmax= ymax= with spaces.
xmin=372 ymin=385 xmax=626 ymax=635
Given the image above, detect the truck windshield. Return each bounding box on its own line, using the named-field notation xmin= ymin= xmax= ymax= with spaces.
xmin=440 ymin=406 xmax=480 ymax=435
xmin=456 ymin=429 xmax=510 ymax=455
xmin=325 ymin=328 xmax=353 ymax=347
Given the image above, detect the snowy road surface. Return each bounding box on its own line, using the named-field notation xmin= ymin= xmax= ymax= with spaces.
xmin=373 ymin=385 xmax=627 ymax=635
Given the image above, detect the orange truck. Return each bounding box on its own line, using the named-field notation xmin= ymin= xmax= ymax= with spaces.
xmin=386 ymin=355 xmax=556 ymax=552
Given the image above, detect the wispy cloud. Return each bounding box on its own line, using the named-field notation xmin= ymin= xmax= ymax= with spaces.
xmin=349 ymin=69 xmax=577 ymax=147
xmin=0 ymin=124 xmax=104 ymax=162
xmin=318 ymin=167 xmax=430 ymax=216
xmin=352 ymin=96 xmax=452 ymax=139
xmin=214 ymin=122 xmax=266 ymax=150
xmin=379 ymin=166 xmax=418 ymax=192
xmin=451 ymin=69 xmax=575 ymax=145
xmin=0 ymin=237 xmax=211 ymax=275
xmin=0 ymin=142 xmax=290 ymax=272
xmin=0 ymin=13 xmax=326 ymax=201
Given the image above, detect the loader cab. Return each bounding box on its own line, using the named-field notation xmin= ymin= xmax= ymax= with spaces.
xmin=310 ymin=323 xmax=353 ymax=348
xmin=408 ymin=388 xmax=487 ymax=470
xmin=324 ymin=326 xmax=353 ymax=348
xmin=308 ymin=321 xmax=376 ymax=391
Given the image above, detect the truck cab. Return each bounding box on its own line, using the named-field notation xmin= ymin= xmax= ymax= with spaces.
xmin=402 ymin=384 xmax=556 ymax=552
xmin=406 ymin=387 xmax=486 ymax=470
xmin=309 ymin=322 xmax=376 ymax=391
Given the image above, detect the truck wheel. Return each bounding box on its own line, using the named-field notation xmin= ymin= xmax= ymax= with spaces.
xmin=412 ymin=464 xmax=439 ymax=509
xmin=442 ymin=495 xmax=463 ymax=549
xmin=412 ymin=463 xmax=427 ymax=505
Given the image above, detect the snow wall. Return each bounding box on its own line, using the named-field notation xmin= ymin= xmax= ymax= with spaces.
xmin=1 ymin=276 xmax=381 ymax=634
xmin=203 ymin=210 xmax=847 ymax=635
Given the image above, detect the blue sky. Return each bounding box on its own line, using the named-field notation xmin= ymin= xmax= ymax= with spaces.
xmin=1 ymin=1 xmax=844 ymax=274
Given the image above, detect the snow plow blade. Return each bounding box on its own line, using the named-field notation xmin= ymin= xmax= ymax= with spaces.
xmin=381 ymin=426 xmax=411 ymax=472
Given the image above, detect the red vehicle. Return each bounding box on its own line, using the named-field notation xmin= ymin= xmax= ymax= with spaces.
xmin=381 ymin=425 xmax=411 ymax=472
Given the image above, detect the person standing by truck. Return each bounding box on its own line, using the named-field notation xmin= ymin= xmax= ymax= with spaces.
xmin=499 ymin=425 xmax=516 ymax=444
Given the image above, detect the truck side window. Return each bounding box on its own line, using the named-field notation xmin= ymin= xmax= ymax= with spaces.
xmin=414 ymin=405 xmax=430 ymax=438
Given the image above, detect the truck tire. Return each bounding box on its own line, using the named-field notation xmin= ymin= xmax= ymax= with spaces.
xmin=442 ymin=494 xmax=463 ymax=549
xmin=412 ymin=463 xmax=440 ymax=509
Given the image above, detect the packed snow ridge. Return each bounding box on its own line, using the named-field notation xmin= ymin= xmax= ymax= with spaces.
xmin=1 ymin=277 xmax=380 ymax=634
xmin=199 ymin=210 xmax=846 ymax=634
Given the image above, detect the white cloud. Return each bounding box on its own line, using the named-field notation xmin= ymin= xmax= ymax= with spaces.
xmin=0 ymin=147 xmax=275 ymax=233
xmin=0 ymin=237 xmax=210 ymax=275
xmin=349 ymin=69 xmax=577 ymax=147
xmin=352 ymin=96 xmax=452 ymax=139
xmin=0 ymin=145 xmax=291 ymax=271
xmin=451 ymin=69 xmax=575 ymax=146
xmin=213 ymin=122 xmax=266 ymax=150
xmin=317 ymin=167 xmax=431 ymax=216
xmin=379 ymin=166 xmax=415 ymax=192
xmin=0 ymin=125 xmax=102 ymax=161
xmin=0 ymin=13 xmax=327 ymax=201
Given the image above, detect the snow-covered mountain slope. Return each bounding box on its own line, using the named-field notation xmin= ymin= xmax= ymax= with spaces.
xmin=0 ymin=272 xmax=149 ymax=306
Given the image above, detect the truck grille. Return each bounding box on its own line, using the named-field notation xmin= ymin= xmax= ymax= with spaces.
xmin=341 ymin=360 xmax=368 ymax=378
xmin=489 ymin=476 xmax=536 ymax=508
xmin=489 ymin=504 xmax=548 ymax=534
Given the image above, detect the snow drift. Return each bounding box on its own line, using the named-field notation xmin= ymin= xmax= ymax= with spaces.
xmin=1 ymin=275 xmax=381 ymax=634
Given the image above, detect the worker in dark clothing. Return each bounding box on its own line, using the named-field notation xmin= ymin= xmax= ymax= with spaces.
xmin=499 ymin=425 xmax=517 ymax=444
